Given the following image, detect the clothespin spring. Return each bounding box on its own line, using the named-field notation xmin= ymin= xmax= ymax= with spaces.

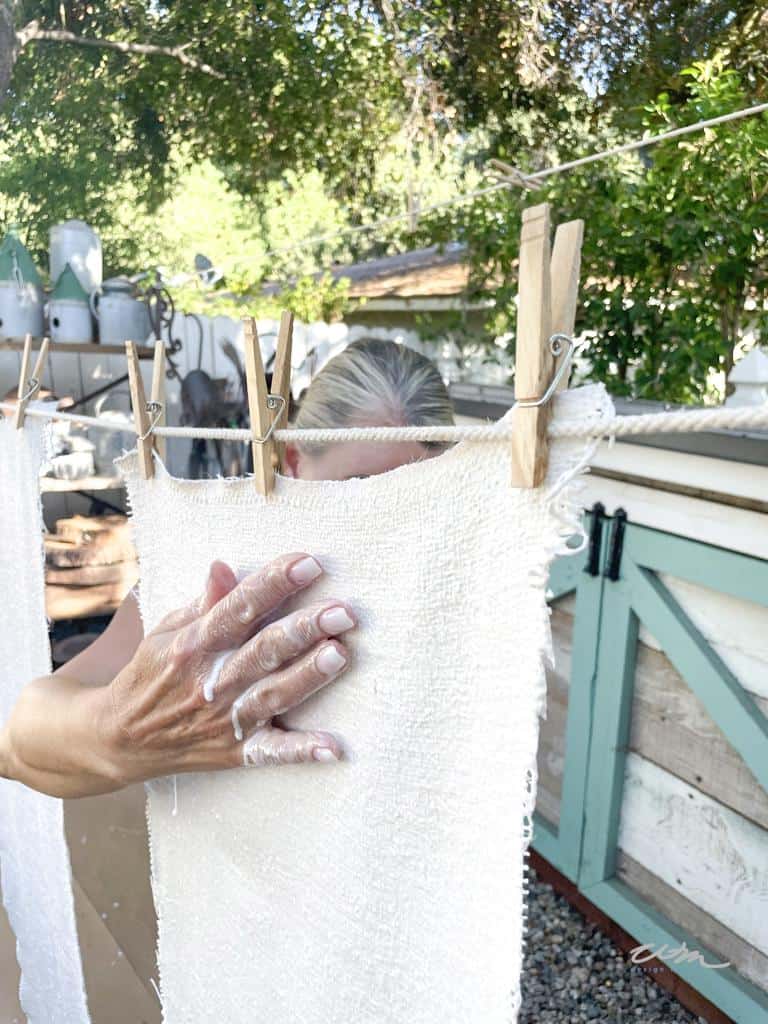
xmin=18 ymin=375 xmax=41 ymax=405
xmin=252 ymin=395 xmax=286 ymax=445
xmin=137 ymin=401 xmax=164 ymax=442
xmin=515 ymin=333 xmax=575 ymax=407
xmin=0 ymin=376 xmax=40 ymax=421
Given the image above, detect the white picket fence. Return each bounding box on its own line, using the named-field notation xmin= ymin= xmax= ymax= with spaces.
xmin=0 ymin=314 xmax=440 ymax=477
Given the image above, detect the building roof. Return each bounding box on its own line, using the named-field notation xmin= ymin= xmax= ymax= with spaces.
xmin=329 ymin=243 xmax=469 ymax=299
xmin=261 ymin=242 xmax=471 ymax=303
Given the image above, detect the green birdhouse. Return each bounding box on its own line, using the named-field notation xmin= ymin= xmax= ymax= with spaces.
xmin=0 ymin=228 xmax=44 ymax=338
xmin=0 ymin=229 xmax=44 ymax=289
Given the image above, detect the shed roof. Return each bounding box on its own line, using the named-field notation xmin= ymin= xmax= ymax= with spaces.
xmin=261 ymin=243 xmax=471 ymax=301
xmin=329 ymin=243 xmax=469 ymax=299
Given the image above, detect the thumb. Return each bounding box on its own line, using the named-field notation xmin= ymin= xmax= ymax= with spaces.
xmin=149 ymin=560 xmax=238 ymax=635
xmin=201 ymin=560 xmax=238 ymax=613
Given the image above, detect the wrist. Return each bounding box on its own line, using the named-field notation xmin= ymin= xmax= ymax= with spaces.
xmin=79 ymin=682 xmax=130 ymax=792
xmin=7 ymin=675 xmax=127 ymax=798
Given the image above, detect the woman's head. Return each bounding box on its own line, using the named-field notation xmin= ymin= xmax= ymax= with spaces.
xmin=282 ymin=338 xmax=454 ymax=481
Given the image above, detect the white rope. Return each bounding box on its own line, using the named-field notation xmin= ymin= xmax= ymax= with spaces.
xmin=549 ymin=403 xmax=768 ymax=439
xmin=2 ymin=400 xmax=767 ymax=443
xmin=255 ymin=101 xmax=768 ymax=261
xmin=0 ymin=405 xmax=135 ymax=433
xmin=494 ymin=100 xmax=768 ymax=188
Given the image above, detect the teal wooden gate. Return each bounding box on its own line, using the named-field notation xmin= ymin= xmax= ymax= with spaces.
xmin=535 ymin=506 xmax=768 ymax=1023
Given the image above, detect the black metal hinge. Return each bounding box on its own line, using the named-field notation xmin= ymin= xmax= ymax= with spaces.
xmin=583 ymin=501 xmax=605 ymax=577
xmin=604 ymin=508 xmax=628 ymax=581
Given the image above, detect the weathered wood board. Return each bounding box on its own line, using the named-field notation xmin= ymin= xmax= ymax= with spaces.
xmin=617 ymin=851 xmax=768 ymax=991
xmin=536 ymin=603 xmax=573 ymax=825
xmin=617 ymin=754 xmax=768 ymax=959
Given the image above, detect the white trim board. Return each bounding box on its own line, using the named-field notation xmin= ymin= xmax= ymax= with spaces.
xmin=591 ymin=439 xmax=768 ymax=505
xmin=579 ymin=474 xmax=768 ymax=560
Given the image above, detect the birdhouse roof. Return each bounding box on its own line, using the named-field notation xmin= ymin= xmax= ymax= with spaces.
xmin=0 ymin=232 xmax=43 ymax=288
xmin=52 ymin=262 xmax=90 ymax=302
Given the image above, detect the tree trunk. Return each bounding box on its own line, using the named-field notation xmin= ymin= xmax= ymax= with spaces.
xmin=0 ymin=2 xmax=18 ymax=101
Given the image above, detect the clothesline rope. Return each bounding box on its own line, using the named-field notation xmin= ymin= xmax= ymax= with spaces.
xmin=257 ymin=100 xmax=768 ymax=261
xmin=2 ymin=399 xmax=767 ymax=443
xmin=490 ymin=100 xmax=768 ymax=188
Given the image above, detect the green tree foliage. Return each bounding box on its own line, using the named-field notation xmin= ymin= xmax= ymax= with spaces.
xmin=5 ymin=1 xmax=763 ymax=255
xmin=1 ymin=4 xmax=767 ymax=403
xmin=0 ymin=1 xmax=404 ymax=264
xmin=543 ymin=60 xmax=768 ymax=402
xmin=431 ymin=60 xmax=767 ymax=403
xmin=370 ymin=1 xmax=765 ymax=153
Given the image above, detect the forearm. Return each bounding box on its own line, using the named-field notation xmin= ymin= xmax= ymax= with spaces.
xmin=0 ymin=674 xmax=123 ymax=798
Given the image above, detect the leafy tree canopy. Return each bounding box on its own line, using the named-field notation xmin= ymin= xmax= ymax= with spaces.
xmin=1 ymin=3 xmax=767 ymax=402
xmin=417 ymin=60 xmax=768 ymax=403
xmin=4 ymin=0 xmax=765 ymax=235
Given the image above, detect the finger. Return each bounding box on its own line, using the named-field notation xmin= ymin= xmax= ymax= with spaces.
xmin=149 ymin=560 xmax=238 ymax=636
xmin=230 ymin=639 xmax=349 ymax=739
xmin=196 ymin=552 xmax=324 ymax=653
xmin=210 ymin=600 xmax=356 ymax=703
xmin=236 ymin=724 xmax=343 ymax=767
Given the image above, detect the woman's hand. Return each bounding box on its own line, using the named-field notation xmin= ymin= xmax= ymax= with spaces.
xmin=105 ymin=552 xmax=355 ymax=785
xmin=4 ymin=553 xmax=355 ymax=797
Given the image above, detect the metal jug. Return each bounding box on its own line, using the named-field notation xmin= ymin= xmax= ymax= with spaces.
xmin=89 ymin=276 xmax=151 ymax=345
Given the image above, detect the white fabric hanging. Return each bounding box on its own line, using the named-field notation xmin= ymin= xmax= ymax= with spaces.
xmin=116 ymin=382 xmax=612 ymax=1024
xmin=0 ymin=408 xmax=90 ymax=1023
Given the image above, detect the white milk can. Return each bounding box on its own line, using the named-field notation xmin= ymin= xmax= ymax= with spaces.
xmin=50 ymin=219 xmax=102 ymax=294
xmin=90 ymin=276 xmax=151 ymax=345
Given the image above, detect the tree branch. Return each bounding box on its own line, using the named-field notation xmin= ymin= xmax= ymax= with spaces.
xmin=15 ymin=20 xmax=226 ymax=80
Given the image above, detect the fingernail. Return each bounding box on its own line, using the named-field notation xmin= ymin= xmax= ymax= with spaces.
xmin=288 ymin=556 xmax=322 ymax=585
xmin=318 ymin=606 xmax=355 ymax=633
xmin=316 ymin=644 xmax=347 ymax=676
xmin=313 ymin=747 xmax=339 ymax=762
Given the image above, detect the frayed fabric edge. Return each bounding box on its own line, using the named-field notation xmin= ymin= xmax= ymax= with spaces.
xmin=510 ymin=384 xmax=613 ymax=1024
xmin=0 ymin=417 xmax=92 ymax=1024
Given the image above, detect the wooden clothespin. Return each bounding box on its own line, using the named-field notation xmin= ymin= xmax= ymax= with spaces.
xmin=550 ymin=219 xmax=584 ymax=393
xmin=271 ymin=310 xmax=294 ymax=474
xmin=14 ymin=333 xmax=50 ymax=429
xmin=150 ymin=339 xmax=167 ymax=463
xmin=126 ymin=340 xmax=155 ymax=479
xmin=509 ymin=203 xmax=584 ymax=486
xmin=243 ymin=317 xmax=280 ymax=496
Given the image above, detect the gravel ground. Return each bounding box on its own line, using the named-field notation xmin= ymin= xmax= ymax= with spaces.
xmin=520 ymin=866 xmax=711 ymax=1023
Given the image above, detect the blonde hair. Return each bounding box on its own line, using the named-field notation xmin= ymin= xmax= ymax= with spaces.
xmin=291 ymin=338 xmax=454 ymax=456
